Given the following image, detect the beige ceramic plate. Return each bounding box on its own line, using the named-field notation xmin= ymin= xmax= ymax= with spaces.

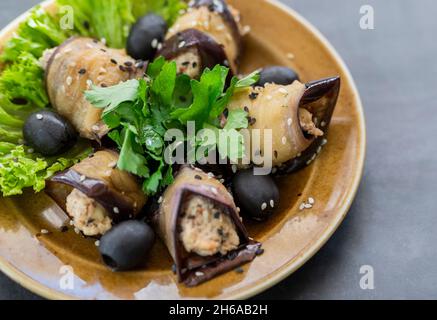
xmin=0 ymin=0 xmax=365 ymax=300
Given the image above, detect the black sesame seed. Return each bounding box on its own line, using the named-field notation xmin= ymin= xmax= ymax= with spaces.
xmin=11 ymin=97 xmax=28 ymax=105
xmin=228 ymin=251 xmax=238 ymax=261
xmin=93 ymin=39 xmax=98 ymax=44
xmin=78 ymin=68 xmax=87 ymax=75
xmin=235 ymin=267 xmax=244 ymax=274
xmin=244 ymin=106 xmax=249 ymax=112
xmin=100 ymin=48 xmax=107 ymax=52
xmin=83 ymin=21 xmax=90 ymax=30
xmin=110 ymin=59 xmax=118 ymax=65
xmin=60 ymin=226 xmax=69 ymax=233
xmin=192 ymin=62 xmax=198 ymax=68
xmin=101 ymin=83 xmax=108 ymax=88
xmin=249 ymin=92 xmax=259 ymax=100
xmin=217 ymin=228 xmax=224 ymax=236
xmin=124 ymin=61 xmax=133 ymax=67
xmin=274 ymin=150 xmax=278 ymax=158
xmin=223 ymin=108 xmax=229 ymax=118
xmin=214 ymin=212 xmax=220 ymax=219
xmin=195 ymin=175 xmax=202 ymax=180
xmin=119 ymin=65 xmax=126 ymax=72
xmin=182 ymin=61 xmax=190 ymax=66
xmin=255 ymin=248 xmax=265 ymax=256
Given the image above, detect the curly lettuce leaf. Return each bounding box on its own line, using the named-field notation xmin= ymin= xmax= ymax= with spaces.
xmin=0 ymin=142 xmax=92 ymax=197
xmin=1 ymin=6 xmax=68 ymax=62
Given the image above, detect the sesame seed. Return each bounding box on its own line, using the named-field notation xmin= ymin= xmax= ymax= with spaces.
xmin=110 ymin=59 xmax=117 ymax=64
xmin=80 ymin=175 xmax=86 ymax=182
xmin=231 ymin=165 xmax=237 ymax=173
xmin=216 ymin=24 xmax=225 ymax=31
xmin=157 ymin=43 xmax=163 ymax=50
xmin=207 ymin=172 xmax=215 ymax=178
xmin=78 ymin=68 xmax=87 ymax=75
xmin=261 ymin=202 xmax=267 ymax=211
xmin=237 ymin=207 xmax=241 ymax=213
xmin=113 ymin=207 xmax=120 ymax=214
xmin=86 ymin=79 xmax=93 ymax=87
xmin=101 ymin=38 xmax=107 ymax=45
xmin=317 ymin=146 xmax=322 ymax=154
xmin=74 ymin=228 xmax=80 ymax=234
xmin=178 ymin=41 xmax=186 ymax=48
xmin=95 ymin=240 xmax=100 ymax=247
xmin=308 ymin=197 xmax=315 ymax=205
xmin=219 ymin=179 xmax=225 ymax=184
xmin=287 ymin=118 xmax=293 ymax=126
xmin=286 ymin=53 xmax=295 ymax=60
xmin=40 ymin=229 xmax=49 ymax=234
xmin=242 ymin=25 xmax=251 ymax=35
xmin=322 ymin=139 xmax=328 ymax=146
xmin=69 ymin=220 xmax=74 ymax=226
xmin=92 ymin=125 xmax=100 ymax=132
xmin=195 ymin=271 xmax=204 ymax=277
xmin=211 ymin=187 xmax=218 ymax=195
xmin=278 ymin=88 xmax=288 ymax=95
xmin=158 ymin=197 xmax=163 ymax=204
xmin=321 ymin=121 xmax=327 ymax=127
xmin=304 ymin=203 xmax=313 ymax=209
xmin=66 ymin=76 xmax=73 ymax=86
xmin=36 ymin=114 xmax=43 ymax=120
xmin=299 ymin=203 xmax=306 ymax=211
xmin=270 ymin=200 xmax=275 ymax=208
xmin=151 ymin=39 xmax=158 ymax=49
xmin=282 ymin=136 xmax=287 ymax=145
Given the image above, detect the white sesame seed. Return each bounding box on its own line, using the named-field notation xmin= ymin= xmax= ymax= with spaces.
xmin=40 ymin=229 xmax=49 ymax=234
xmin=95 ymin=240 xmax=100 ymax=247
xmin=270 ymin=200 xmax=275 ymax=208
xmin=242 ymin=25 xmax=251 ymax=35
xmin=158 ymin=197 xmax=163 ymax=204
xmin=80 ymin=175 xmax=86 ymax=182
xmin=297 ymin=153 xmax=302 ymax=157
xmin=216 ymin=24 xmax=225 ymax=31
xmin=304 ymin=203 xmax=313 ymax=209
xmin=219 ymin=179 xmax=225 ymax=184
xmin=311 ymin=153 xmax=317 ymax=161
xmin=157 ymin=43 xmax=163 ymax=50
xmin=282 ymin=136 xmax=287 ymax=145
xmin=317 ymin=146 xmax=322 ymax=154
xmin=286 ymin=53 xmax=295 ymax=60
xmin=207 ymin=172 xmax=215 ymax=178
xmin=278 ymin=88 xmax=288 ymax=95
xmin=101 ymin=38 xmax=107 ymax=45
xmin=113 ymin=207 xmax=120 ymax=214
xmin=261 ymin=202 xmax=267 ymax=211
xmin=178 ymin=41 xmax=186 ymax=48
xmin=322 ymin=139 xmax=328 ymax=146
xmin=86 ymin=79 xmax=93 ymax=87
xmin=308 ymin=197 xmax=315 ymax=205
xmin=236 ymin=207 xmax=241 ymax=213
xmin=195 ymin=271 xmax=204 ymax=277
xmin=92 ymin=125 xmax=100 ymax=132
xmin=272 ymin=167 xmax=277 ymax=174
xmin=66 ymin=76 xmax=73 ymax=86
xmin=231 ymin=165 xmax=237 ymax=173
xmin=36 ymin=114 xmax=43 ymax=120
xmin=74 ymin=227 xmax=80 ymax=234
xmin=151 ymin=39 xmax=158 ymax=49
xmin=299 ymin=203 xmax=306 ymax=211
xmin=211 ymin=187 xmax=218 ymax=195
xmin=69 ymin=220 xmax=74 ymax=226
xmin=321 ymin=121 xmax=327 ymax=127
xmin=287 ymin=118 xmax=293 ymax=126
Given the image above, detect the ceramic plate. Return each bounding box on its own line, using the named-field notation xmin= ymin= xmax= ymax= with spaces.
xmin=0 ymin=0 xmax=365 ymax=299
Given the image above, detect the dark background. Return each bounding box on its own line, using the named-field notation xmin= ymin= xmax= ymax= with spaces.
xmin=1 ymin=0 xmax=436 ymax=300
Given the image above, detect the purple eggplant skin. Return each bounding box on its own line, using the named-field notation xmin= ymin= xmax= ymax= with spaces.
xmin=191 ymin=0 xmax=242 ymax=66
xmin=276 ymin=76 xmax=341 ymax=175
xmin=157 ymin=28 xmax=229 ymax=74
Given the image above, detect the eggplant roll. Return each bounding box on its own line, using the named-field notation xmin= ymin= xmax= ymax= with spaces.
xmin=46 ymin=150 xmax=147 ymax=236
xmin=153 ymin=166 xmax=261 ymax=287
xmin=42 ymin=37 xmax=146 ymax=140
xmin=226 ymin=77 xmax=341 ymax=173
xmin=159 ymin=0 xmax=243 ymax=77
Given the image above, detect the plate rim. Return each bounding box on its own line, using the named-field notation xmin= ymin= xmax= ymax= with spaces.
xmin=0 ymin=0 xmax=366 ymax=300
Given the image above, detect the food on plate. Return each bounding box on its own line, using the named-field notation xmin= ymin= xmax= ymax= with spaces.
xmin=127 ymin=14 xmax=168 ymax=61
xmin=99 ymin=220 xmax=155 ymax=271
xmin=226 ymin=76 xmax=341 ymax=172
xmin=232 ymin=169 xmax=280 ymax=221
xmin=43 ymin=37 xmax=147 ymax=140
xmin=46 ymin=150 xmax=147 ymax=236
xmin=257 ymin=66 xmax=301 ymax=87
xmin=0 ymin=0 xmax=343 ymax=287
xmin=23 ymin=110 xmax=77 ymax=156
xmin=152 ymin=166 xmax=261 ymax=286
xmin=159 ymin=0 xmax=243 ymax=77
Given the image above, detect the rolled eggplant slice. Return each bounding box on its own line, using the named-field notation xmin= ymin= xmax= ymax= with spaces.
xmin=153 ymin=166 xmax=261 ymax=287
xmin=43 ymin=37 xmax=146 ymax=141
xmin=226 ymin=76 xmax=341 ymax=173
xmin=157 ymin=29 xmax=228 ymax=78
xmin=163 ymin=0 xmax=243 ymax=76
xmin=46 ymin=150 xmax=147 ymax=236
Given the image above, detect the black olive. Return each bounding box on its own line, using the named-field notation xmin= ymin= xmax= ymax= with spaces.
xmin=232 ymin=169 xmax=280 ymax=221
xmin=23 ymin=110 xmax=77 ymax=156
xmin=99 ymin=220 xmax=155 ymax=271
xmin=127 ymin=14 xmax=168 ymax=60
xmin=257 ymin=66 xmax=300 ymax=87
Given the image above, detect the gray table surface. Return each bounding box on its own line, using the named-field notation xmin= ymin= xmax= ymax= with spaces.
xmin=0 ymin=0 xmax=436 ymax=300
